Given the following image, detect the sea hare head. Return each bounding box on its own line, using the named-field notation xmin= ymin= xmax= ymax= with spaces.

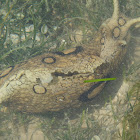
xmin=95 ymin=0 xmax=140 ymax=62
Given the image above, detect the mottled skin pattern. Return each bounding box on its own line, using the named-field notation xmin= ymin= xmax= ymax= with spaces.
xmin=0 ymin=0 xmax=140 ymax=113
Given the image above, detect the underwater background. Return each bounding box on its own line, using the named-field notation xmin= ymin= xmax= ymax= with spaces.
xmin=0 ymin=0 xmax=140 ymax=139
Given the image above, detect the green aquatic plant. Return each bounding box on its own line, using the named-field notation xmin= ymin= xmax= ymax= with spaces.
xmin=1 ymin=0 xmax=139 ymax=70
xmin=39 ymin=109 xmax=100 ymax=140
xmin=121 ymin=81 xmax=140 ymax=140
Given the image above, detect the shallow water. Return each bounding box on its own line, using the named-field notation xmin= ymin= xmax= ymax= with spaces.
xmin=0 ymin=0 xmax=140 ymax=140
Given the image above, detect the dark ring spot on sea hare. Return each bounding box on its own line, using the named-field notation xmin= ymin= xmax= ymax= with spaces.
xmin=79 ymin=75 xmax=110 ymax=102
xmin=112 ymin=26 xmax=121 ymax=38
xmin=0 ymin=66 xmax=14 ymax=79
xmin=79 ymin=81 xmax=104 ymax=102
xmin=42 ymin=56 xmax=56 ymax=64
xmin=33 ymin=84 xmax=47 ymax=94
xmin=118 ymin=17 xmax=126 ymax=26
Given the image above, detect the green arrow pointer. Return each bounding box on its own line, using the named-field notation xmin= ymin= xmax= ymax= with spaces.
xmin=84 ymin=78 xmax=116 ymax=83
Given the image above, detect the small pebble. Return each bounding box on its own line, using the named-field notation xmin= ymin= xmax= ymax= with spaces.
xmin=34 ymin=33 xmax=41 ymax=42
xmin=9 ymin=34 xmax=19 ymax=44
xmin=16 ymin=13 xmax=24 ymax=19
xmin=41 ymin=24 xmax=48 ymax=34
xmin=53 ymin=26 xmax=58 ymax=31
xmin=25 ymin=25 xmax=34 ymax=32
